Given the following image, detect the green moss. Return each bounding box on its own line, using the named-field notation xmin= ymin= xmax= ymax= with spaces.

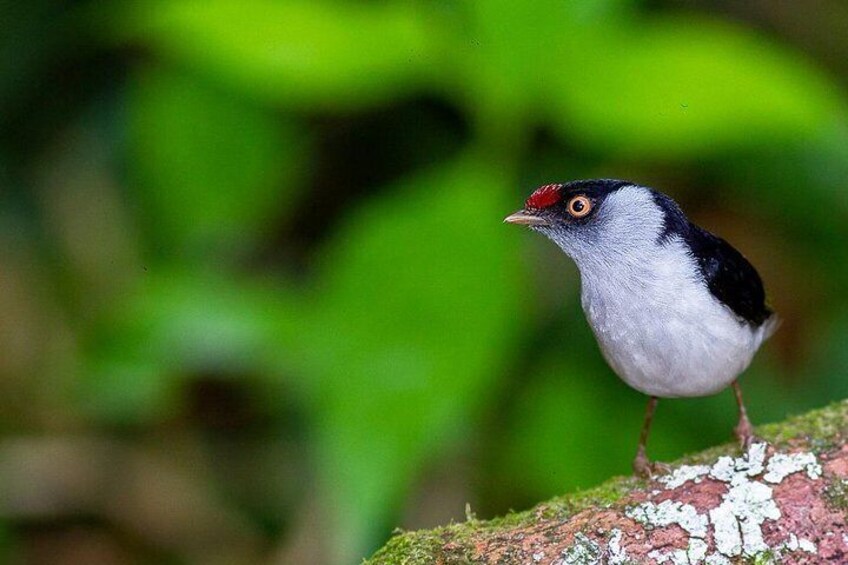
xmin=541 ymin=475 xmax=640 ymax=514
xmin=673 ymin=399 xmax=848 ymax=468
xmin=824 ymin=475 xmax=848 ymax=515
xmin=750 ymin=549 xmax=778 ymax=564
xmin=758 ymin=399 xmax=848 ymax=450
xmin=366 ymin=400 xmax=848 ymax=564
xmin=365 ymin=478 xmax=638 ymax=564
xmin=365 ymin=475 xmax=645 ymax=564
xmin=366 ymin=526 xmax=470 ymax=565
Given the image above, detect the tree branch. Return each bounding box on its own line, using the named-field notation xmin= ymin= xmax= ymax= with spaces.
xmin=367 ymin=400 xmax=848 ymax=564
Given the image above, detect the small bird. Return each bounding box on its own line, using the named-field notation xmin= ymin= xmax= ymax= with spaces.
xmin=505 ymin=180 xmax=778 ymax=477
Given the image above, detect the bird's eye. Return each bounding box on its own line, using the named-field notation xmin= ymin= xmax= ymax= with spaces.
xmin=567 ymin=196 xmax=592 ymax=218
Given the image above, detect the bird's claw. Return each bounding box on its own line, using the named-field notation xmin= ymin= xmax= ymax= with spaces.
xmin=734 ymin=418 xmax=757 ymax=450
xmin=633 ymin=454 xmax=671 ymax=479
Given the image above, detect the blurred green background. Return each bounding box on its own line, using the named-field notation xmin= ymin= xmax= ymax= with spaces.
xmin=2 ymin=0 xmax=847 ymax=563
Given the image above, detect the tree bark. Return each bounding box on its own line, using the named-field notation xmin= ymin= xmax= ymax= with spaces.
xmin=367 ymin=400 xmax=848 ymax=564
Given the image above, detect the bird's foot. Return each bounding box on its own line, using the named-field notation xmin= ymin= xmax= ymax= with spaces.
xmin=734 ymin=418 xmax=757 ymax=450
xmin=633 ymin=454 xmax=671 ymax=479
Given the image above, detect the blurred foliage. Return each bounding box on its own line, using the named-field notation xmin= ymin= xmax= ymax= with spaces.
xmin=1 ymin=0 xmax=847 ymax=564
xmin=128 ymin=65 xmax=307 ymax=257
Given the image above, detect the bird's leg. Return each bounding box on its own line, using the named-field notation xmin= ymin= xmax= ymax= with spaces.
xmin=633 ymin=396 xmax=667 ymax=478
xmin=732 ymin=380 xmax=755 ymax=449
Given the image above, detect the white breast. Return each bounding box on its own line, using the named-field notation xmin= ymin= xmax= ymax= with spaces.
xmin=580 ymin=238 xmax=766 ymax=398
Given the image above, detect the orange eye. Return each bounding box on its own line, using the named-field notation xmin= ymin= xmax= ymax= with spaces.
xmin=567 ymin=195 xmax=592 ymax=218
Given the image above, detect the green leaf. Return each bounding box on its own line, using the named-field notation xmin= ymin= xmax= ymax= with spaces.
xmin=299 ymin=156 xmax=526 ymax=562
xmin=548 ymin=16 xmax=847 ymax=157
xmin=724 ymin=124 xmax=848 ymax=243
xmin=112 ymin=0 xmax=450 ymax=110
xmin=462 ymin=0 xmax=633 ymax=126
xmin=78 ymin=270 xmax=305 ymax=424
xmin=128 ymin=65 xmax=306 ymax=258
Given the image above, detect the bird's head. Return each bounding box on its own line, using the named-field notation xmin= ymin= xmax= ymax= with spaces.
xmin=505 ymin=179 xmax=671 ymax=266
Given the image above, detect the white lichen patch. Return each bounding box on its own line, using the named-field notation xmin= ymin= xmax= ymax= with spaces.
xmin=709 ymin=442 xmax=767 ymax=484
xmin=798 ymin=538 xmax=817 ymax=553
xmin=708 ymin=456 xmax=738 ymax=483
xmin=708 ymin=502 xmax=742 ymax=557
xmin=713 ymin=479 xmax=780 ymax=556
xmin=624 ymin=443 xmax=824 ymax=563
xmin=606 ymin=529 xmax=628 ymax=565
xmin=558 ymin=532 xmax=601 ymax=565
xmin=703 ymin=554 xmax=731 ymax=565
xmin=763 ymin=451 xmax=822 ymax=483
xmin=784 ymin=533 xmax=800 ymax=551
xmin=648 ymin=547 xmax=688 ymax=564
xmin=627 ymin=499 xmax=708 ymax=538
xmin=741 ymin=442 xmax=768 ymax=475
xmin=659 ymin=464 xmax=711 ymax=489
xmin=627 ymin=500 xmax=708 ymax=562
xmin=764 ymin=532 xmax=819 ymax=561
xmin=645 ymin=539 xmax=708 ymax=565
xmin=779 ymin=533 xmax=817 ymax=554
xmin=687 ymin=538 xmax=708 ymax=562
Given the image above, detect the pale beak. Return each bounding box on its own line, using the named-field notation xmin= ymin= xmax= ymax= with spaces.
xmin=503 ymin=210 xmax=550 ymax=226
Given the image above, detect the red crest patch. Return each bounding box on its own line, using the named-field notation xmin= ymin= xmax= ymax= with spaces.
xmin=526 ymin=184 xmax=562 ymax=209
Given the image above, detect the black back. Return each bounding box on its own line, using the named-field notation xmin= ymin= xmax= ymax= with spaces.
xmin=651 ymin=191 xmax=772 ymax=326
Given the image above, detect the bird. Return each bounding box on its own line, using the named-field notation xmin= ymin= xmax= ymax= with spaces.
xmin=504 ymin=180 xmax=778 ymax=477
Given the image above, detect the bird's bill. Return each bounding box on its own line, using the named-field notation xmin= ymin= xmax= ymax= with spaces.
xmin=503 ymin=210 xmax=550 ymax=226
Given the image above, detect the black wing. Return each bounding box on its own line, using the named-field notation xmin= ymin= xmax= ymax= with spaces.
xmin=684 ymin=225 xmax=772 ymax=326
xmin=650 ymin=190 xmax=772 ymax=326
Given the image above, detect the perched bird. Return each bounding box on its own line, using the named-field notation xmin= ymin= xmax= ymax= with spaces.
xmin=505 ymin=180 xmax=778 ymax=477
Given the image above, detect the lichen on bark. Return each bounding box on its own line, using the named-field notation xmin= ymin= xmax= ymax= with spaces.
xmin=366 ymin=400 xmax=848 ymax=565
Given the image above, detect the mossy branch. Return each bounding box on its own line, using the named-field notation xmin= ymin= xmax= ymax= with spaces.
xmin=367 ymin=400 xmax=848 ymax=564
